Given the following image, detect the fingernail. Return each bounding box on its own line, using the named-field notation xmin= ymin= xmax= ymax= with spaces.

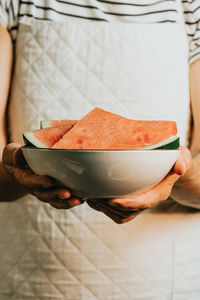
xmin=59 ymin=191 xmax=71 ymax=199
xmin=68 ymin=199 xmax=81 ymax=206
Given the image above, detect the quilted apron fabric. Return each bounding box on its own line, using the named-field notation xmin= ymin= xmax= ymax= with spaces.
xmin=2 ymin=1 xmax=200 ymax=299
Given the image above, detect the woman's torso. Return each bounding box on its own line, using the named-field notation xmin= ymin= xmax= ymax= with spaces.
xmin=1 ymin=1 xmax=200 ymax=300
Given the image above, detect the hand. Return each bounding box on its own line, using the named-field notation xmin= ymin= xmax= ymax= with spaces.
xmin=87 ymin=146 xmax=191 ymax=224
xmin=2 ymin=143 xmax=83 ymax=209
xmin=87 ymin=198 xmax=143 ymax=224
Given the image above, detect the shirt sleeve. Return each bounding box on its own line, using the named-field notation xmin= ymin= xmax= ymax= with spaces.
xmin=0 ymin=0 xmax=9 ymax=28
xmin=0 ymin=0 xmax=19 ymax=40
xmin=182 ymin=0 xmax=200 ymax=64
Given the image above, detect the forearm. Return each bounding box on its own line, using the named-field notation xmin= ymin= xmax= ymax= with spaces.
xmin=171 ymin=58 xmax=200 ymax=208
xmin=0 ymin=26 xmax=26 ymax=201
xmin=0 ymin=25 xmax=13 ymax=158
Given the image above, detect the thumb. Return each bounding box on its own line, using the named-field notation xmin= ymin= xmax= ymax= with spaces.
xmin=173 ymin=146 xmax=191 ymax=176
xmin=173 ymin=157 xmax=187 ymax=176
xmin=160 ymin=171 xmax=181 ymax=187
xmin=13 ymin=147 xmax=28 ymax=167
xmin=2 ymin=143 xmax=22 ymax=166
xmin=152 ymin=171 xmax=181 ymax=202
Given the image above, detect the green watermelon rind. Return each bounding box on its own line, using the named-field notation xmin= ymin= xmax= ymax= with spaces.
xmin=23 ymin=132 xmax=49 ymax=148
xmin=156 ymin=137 xmax=180 ymax=149
xmin=144 ymin=136 xmax=179 ymax=150
xmin=40 ymin=120 xmax=77 ymax=129
xmin=40 ymin=120 xmax=50 ymax=129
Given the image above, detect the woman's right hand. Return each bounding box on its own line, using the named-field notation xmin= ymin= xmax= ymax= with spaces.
xmin=2 ymin=143 xmax=83 ymax=209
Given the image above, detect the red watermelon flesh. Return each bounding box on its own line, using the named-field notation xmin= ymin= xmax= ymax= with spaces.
xmin=41 ymin=120 xmax=77 ymax=129
xmin=52 ymin=108 xmax=177 ymax=150
xmin=23 ymin=126 xmax=72 ymax=148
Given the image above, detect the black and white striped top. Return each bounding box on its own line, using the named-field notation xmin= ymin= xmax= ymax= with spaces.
xmin=0 ymin=0 xmax=200 ymax=63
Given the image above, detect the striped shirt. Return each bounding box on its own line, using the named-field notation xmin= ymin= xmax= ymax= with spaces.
xmin=0 ymin=0 xmax=200 ymax=63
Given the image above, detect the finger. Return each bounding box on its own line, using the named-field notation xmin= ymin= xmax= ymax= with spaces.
xmin=87 ymin=199 xmax=126 ymax=223
xmin=87 ymin=199 xmax=102 ymax=211
xmin=50 ymin=202 xmax=71 ymax=209
xmin=3 ymin=144 xmax=54 ymax=188
xmin=100 ymin=205 xmax=142 ymax=224
xmin=109 ymin=192 xmax=155 ymax=211
xmin=2 ymin=143 xmax=22 ymax=165
xmin=153 ymin=171 xmax=183 ymax=200
xmin=87 ymin=200 xmax=141 ymax=224
xmin=50 ymin=197 xmax=81 ymax=209
xmin=93 ymin=199 xmax=141 ymax=217
xmin=7 ymin=165 xmax=54 ymax=189
xmin=173 ymin=146 xmax=192 ymax=175
xmin=32 ymin=188 xmax=72 ymax=203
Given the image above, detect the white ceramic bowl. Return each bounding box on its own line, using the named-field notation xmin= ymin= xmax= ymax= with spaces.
xmin=22 ymin=147 xmax=180 ymax=199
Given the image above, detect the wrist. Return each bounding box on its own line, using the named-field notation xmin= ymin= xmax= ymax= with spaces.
xmin=0 ymin=163 xmax=28 ymax=202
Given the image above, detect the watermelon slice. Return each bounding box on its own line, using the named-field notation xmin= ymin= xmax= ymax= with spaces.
xmin=52 ymin=108 xmax=178 ymax=150
xmin=23 ymin=127 xmax=70 ymax=148
xmin=40 ymin=120 xmax=77 ymax=129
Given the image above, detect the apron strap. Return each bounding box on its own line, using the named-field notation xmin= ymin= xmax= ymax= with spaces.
xmin=176 ymin=0 xmax=187 ymax=31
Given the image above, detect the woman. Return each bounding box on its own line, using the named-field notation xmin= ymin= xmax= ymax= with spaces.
xmin=0 ymin=0 xmax=199 ymax=299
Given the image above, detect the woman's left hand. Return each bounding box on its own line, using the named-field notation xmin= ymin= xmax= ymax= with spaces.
xmin=87 ymin=146 xmax=191 ymax=224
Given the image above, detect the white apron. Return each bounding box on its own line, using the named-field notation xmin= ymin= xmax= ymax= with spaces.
xmin=2 ymin=1 xmax=200 ymax=299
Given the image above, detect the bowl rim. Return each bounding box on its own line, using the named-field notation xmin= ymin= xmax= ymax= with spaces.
xmin=21 ymin=146 xmax=181 ymax=153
